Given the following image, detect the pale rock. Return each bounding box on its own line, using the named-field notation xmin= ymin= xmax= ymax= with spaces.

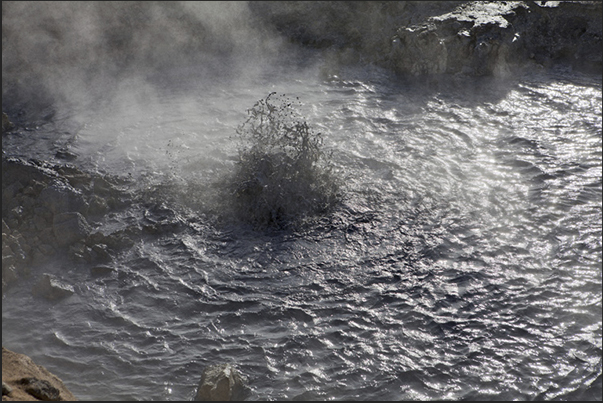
xmin=2 ymin=381 xmax=12 ymax=396
xmin=2 ymin=347 xmax=77 ymax=401
xmin=195 ymin=364 xmax=249 ymax=401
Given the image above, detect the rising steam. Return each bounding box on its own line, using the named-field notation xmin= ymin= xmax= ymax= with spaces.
xmin=2 ymin=2 xmax=286 ymax=114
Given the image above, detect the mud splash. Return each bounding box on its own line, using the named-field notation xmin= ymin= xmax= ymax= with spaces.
xmin=229 ymin=93 xmax=342 ymax=228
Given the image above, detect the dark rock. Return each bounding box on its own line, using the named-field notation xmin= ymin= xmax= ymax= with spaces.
xmin=389 ymin=1 xmax=602 ymax=76
xmin=391 ymin=22 xmax=449 ymax=75
xmin=251 ymin=1 xmax=601 ymax=77
xmin=18 ymin=377 xmax=61 ymax=401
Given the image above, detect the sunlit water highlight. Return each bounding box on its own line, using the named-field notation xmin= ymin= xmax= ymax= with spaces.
xmin=2 ymin=63 xmax=601 ymax=400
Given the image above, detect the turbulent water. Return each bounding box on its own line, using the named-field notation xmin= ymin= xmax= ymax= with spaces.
xmin=3 ymin=52 xmax=602 ymax=401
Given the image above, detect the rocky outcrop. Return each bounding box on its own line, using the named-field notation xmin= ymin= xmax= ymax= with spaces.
xmin=251 ymin=2 xmax=464 ymax=52
xmin=2 ymin=347 xmax=77 ymax=401
xmin=252 ymin=1 xmax=602 ymax=77
xmin=195 ymin=364 xmax=249 ymax=401
xmin=389 ymin=1 xmax=602 ymax=76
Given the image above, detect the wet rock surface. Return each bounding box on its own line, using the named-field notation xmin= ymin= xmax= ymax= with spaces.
xmin=253 ymin=1 xmax=602 ymax=76
xmin=391 ymin=1 xmax=602 ymax=76
xmin=2 ymin=347 xmax=77 ymax=401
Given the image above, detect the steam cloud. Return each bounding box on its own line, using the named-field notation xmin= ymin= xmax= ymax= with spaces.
xmin=2 ymin=1 xmax=286 ymax=113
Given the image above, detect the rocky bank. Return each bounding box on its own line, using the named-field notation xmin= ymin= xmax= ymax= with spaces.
xmin=2 ymin=347 xmax=248 ymax=401
xmin=252 ymin=1 xmax=602 ymax=76
xmin=389 ymin=0 xmax=602 ymax=76
xmin=2 ymin=347 xmax=77 ymax=401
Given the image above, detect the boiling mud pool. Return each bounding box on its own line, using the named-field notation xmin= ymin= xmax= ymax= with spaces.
xmin=2 ymin=62 xmax=602 ymax=400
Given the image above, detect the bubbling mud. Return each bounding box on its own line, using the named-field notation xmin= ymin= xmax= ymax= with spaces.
xmin=229 ymin=92 xmax=342 ymax=228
